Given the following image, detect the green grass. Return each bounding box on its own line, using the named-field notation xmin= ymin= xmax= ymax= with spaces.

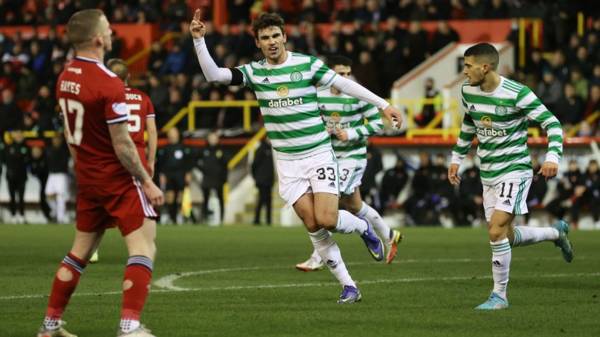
xmin=1 ymin=225 xmax=599 ymax=337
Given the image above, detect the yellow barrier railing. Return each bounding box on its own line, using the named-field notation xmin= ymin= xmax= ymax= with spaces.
xmin=160 ymin=106 xmax=188 ymax=132
xmin=390 ymin=97 xmax=459 ymax=139
xmin=162 ymin=98 xmax=460 ymax=136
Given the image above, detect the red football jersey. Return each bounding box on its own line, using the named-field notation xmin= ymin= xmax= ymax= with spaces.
xmin=124 ymin=87 xmax=155 ymax=148
xmin=57 ymin=56 xmax=131 ymax=186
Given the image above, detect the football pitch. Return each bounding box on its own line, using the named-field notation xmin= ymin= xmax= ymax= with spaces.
xmin=1 ymin=225 xmax=598 ymax=337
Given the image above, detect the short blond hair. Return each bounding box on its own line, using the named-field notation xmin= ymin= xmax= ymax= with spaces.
xmin=66 ymin=9 xmax=105 ymax=49
xmin=107 ymin=58 xmax=128 ymax=81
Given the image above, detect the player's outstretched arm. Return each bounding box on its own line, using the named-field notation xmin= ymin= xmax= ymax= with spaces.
xmin=109 ymin=122 xmax=164 ymax=206
xmin=190 ymin=9 xmax=236 ymax=85
xmin=331 ymin=76 xmax=402 ymax=128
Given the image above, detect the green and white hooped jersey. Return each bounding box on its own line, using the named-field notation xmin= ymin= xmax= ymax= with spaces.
xmin=317 ymin=88 xmax=383 ymax=160
xmin=237 ymin=51 xmax=338 ymax=159
xmin=451 ymin=76 xmax=563 ymax=186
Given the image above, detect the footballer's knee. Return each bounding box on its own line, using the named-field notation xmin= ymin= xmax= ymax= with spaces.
xmin=488 ymin=224 xmax=508 ymax=242
xmin=315 ymin=211 xmax=338 ymax=230
xmin=345 ymin=202 xmax=362 ymax=215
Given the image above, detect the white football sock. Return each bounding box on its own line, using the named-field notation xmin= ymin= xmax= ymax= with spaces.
xmin=334 ymin=210 xmax=367 ymax=234
xmin=309 ymin=248 xmax=322 ymax=262
xmin=356 ymin=201 xmax=391 ymax=243
xmin=490 ymin=238 xmax=511 ymax=300
xmin=308 ymin=229 xmax=355 ymax=287
xmin=512 ymin=226 xmax=559 ymax=247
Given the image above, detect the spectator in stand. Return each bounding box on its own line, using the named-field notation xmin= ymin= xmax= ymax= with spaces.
xmin=431 ymin=153 xmax=456 ymax=226
xmin=570 ymin=67 xmax=589 ymax=101
xmin=548 ymin=50 xmax=569 ymax=83
xmin=148 ymin=73 xmax=168 ymax=118
xmin=252 ymin=137 xmax=274 ymax=225
xmin=582 ymin=160 xmax=600 ymax=228
xmin=162 ymin=87 xmax=185 ymax=130
xmin=353 ymin=51 xmax=382 ymax=97
xmin=405 ymin=21 xmax=428 ymax=69
xmin=416 ymin=77 xmax=441 ymax=127
xmin=5 ymin=130 xmax=29 ymax=224
xmin=148 ymin=41 xmax=167 ymax=74
xmin=333 ymin=0 xmax=355 ymax=23
xmin=405 ymin=152 xmax=435 ymax=225
xmin=197 ymin=131 xmax=227 ymax=224
xmin=233 ymin=21 xmax=255 ymax=59
xmin=457 ymin=165 xmax=484 ymax=226
xmin=33 ymin=85 xmax=57 ymax=132
xmin=384 ymin=16 xmax=405 ymax=42
xmin=28 ymin=40 xmax=49 ymax=75
xmin=380 ymin=36 xmax=404 ymax=92
xmin=486 ymin=0 xmax=509 ymax=19
xmin=429 ymin=21 xmax=459 ymax=55
xmin=379 ymin=154 xmax=408 ymax=215
xmin=161 ymin=42 xmax=186 ymax=74
xmin=585 ymin=32 xmax=599 ymax=64
xmin=573 ymin=46 xmax=592 ymax=78
xmin=360 ymin=144 xmax=383 ymax=213
xmin=536 ymin=71 xmax=562 ymax=112
xmin=0 ymin=62 xmax=16 ymax=93
xmin=228 ymin=0 xmax=252 ymax=23
xmin=15 ymin=66 xmax=37 ymax=101
xmin=592 ymin=64 xmax=600 ymax=86
xmin=546 ymin=160 xmax=583 ymax=222
xmin=2 ymin=42 xmax=30 ymax=67
xmin=29 ymin=145 xmax=52 ymax=223
xmin=157 ymin=127 xmax=192 ymax=224
xmin=165 ymin=0 xmax=188 ymax=29
xmin=464 ymin=0 xmax=486 ymax=19
xmin=554 ymin=83 xmax=584 ymax=128
xmin=0 ymin=88 xmax=22 ymax=135
xmin=525 ymin=49 xmax=548 ymax=82
xmin=585 ymin=84 xmax=600 ymax=119
xmin=45 ymin=134 xmax=71 ymax=224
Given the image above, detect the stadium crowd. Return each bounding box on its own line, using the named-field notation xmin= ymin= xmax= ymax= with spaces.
xmin=0 ymin=1 xmax=599 ymax=224
xmin=0 ymin=1 xmax=598 ymax=134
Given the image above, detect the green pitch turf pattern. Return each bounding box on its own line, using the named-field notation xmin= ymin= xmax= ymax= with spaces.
xmin=1 ymin=225 xmax=599 ymax=337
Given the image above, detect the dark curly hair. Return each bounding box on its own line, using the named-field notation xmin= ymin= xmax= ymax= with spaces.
xmin=251 ymin=12 xmax=285 ymax=38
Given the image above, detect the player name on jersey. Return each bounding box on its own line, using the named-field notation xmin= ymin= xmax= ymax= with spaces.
xmin=126 ymin=93 xmax=143 ymax=101
xmin=60 ymin=81 xmax=81 ymax=95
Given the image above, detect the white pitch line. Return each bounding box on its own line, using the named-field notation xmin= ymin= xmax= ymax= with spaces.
xmin=152 ymin=256 xmax=585 ymax=290
xmin=1 ymin=271 xmax=598 ymax=301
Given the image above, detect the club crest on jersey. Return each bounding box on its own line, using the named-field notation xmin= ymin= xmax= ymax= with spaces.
xmin=112 ymin=102 xmax=129 ymax=116
xmin=330 ymin=112 xmax=341 ymax=122
xmin=481 ymin=116 xmax=493 ymax=128
xmin=290 ymin=71 xmax=303 ymax=82
xmin=343 ymin=103 xmax=352 ymax=112
xmin=495 ymin=105 xmax=508 ymax=115
xmin=277 ymin=85 xmax=289 ymax=97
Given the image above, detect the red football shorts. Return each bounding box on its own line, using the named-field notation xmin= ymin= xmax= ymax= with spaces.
xmin=75 ymin=178 xmax=158 ymax=236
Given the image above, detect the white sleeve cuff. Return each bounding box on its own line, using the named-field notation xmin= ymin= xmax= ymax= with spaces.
xmin=544 ymin=152 xmax=560 ymax=164
xmin=451 ymin=152 xmax=464 ymax=166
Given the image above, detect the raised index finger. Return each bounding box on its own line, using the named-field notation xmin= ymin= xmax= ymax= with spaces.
xmin=194 ymin=8 xmax=202 ymax=21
